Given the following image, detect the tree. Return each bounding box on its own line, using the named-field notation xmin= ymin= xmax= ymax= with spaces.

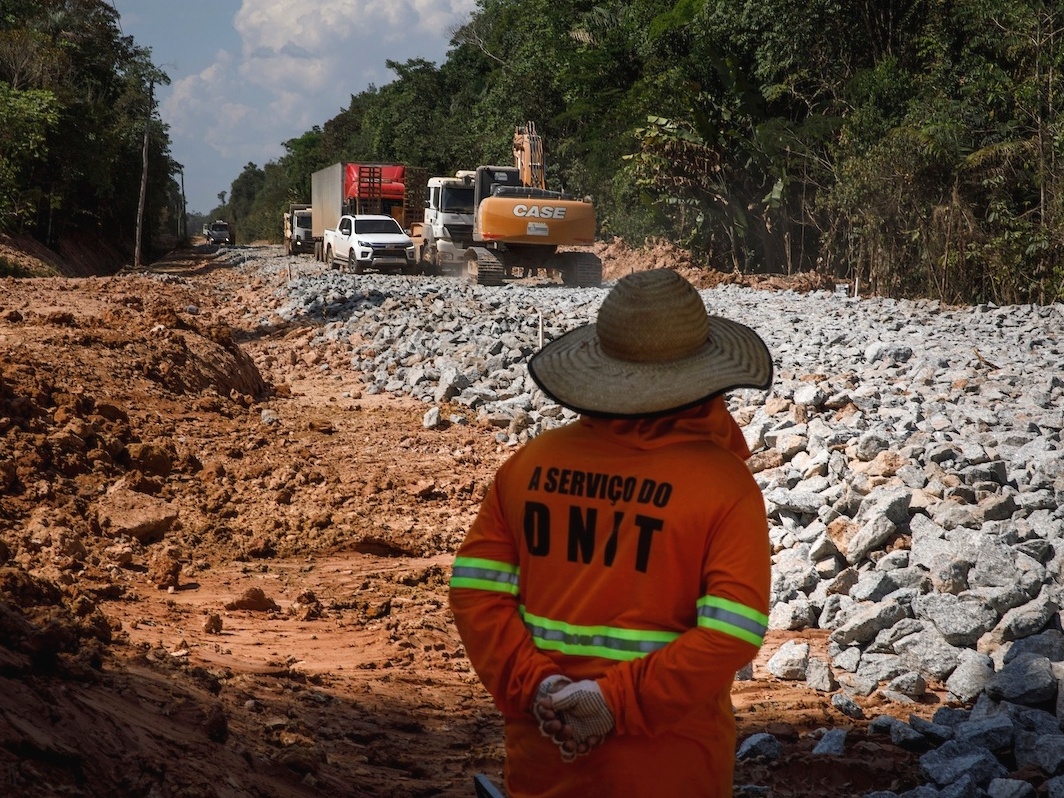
xmin=0 ymin=0 xmax=178 ymax=261
xmin=0 ymin=81 xmax=58 ymax=224
xmin=227 ymin=163 xmax=265 ymax=242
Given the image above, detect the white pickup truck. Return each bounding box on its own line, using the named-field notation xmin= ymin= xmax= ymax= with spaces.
xmin=322 ymin=214 xmax=417 ymax=274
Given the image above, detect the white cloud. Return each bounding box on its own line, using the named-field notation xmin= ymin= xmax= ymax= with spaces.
xmin=157 ymin=0 xmax=476 ymax=211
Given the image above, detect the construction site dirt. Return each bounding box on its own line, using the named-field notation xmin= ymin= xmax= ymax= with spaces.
xmin=0 ymin=238 xmax=937 ymax=797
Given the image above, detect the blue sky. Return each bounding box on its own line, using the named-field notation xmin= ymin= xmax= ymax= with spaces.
xmin=110 ymin=0 xmax=476 ymax=214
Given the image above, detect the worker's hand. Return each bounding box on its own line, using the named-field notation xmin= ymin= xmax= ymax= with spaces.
xmin=540 ymin=679 xmax=614 ymax=757
xmin=532 ymin=674 xmax=571 ymax=740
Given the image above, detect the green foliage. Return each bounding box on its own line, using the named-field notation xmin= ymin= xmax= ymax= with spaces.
xmin=0 ymin=81 xmax=58 ymax=223
xmin=0 ymin=254 xmax=29 ymax=277
xmin=0 ymin=0 xmax=179 ymax=260
xmin=189 ymin=0 xmax=1064 ymax=304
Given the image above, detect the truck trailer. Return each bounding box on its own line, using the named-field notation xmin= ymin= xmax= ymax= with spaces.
xmin=310 ymin=163 xmax=425 ymax=263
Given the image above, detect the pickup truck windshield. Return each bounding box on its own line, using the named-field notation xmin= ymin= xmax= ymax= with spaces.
xmin=441 ymin=187 xmax=475 ymax=214
xmin=354 ymin=218 xmax=403 ymax=235
xmin=211 ymin=223 xmax=229 ymax=232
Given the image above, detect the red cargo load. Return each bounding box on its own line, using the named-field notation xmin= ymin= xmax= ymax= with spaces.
xmin=343 ymin=164 xmax=406 ymax=201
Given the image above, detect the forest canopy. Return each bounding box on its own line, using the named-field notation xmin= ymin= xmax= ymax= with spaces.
xmin=0 ymin=0 xmax=180 ymax=260
xmin=4 ymin=0 xmax=1064 ymax=305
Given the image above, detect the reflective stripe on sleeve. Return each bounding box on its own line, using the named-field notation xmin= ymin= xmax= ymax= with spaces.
xmin=696 ymin=595 xmax=768 ymax=647
xmin=520 ymin=606 xmax=681 ymax=662
xmin=450 ymin=557 xmax=519 ymax=596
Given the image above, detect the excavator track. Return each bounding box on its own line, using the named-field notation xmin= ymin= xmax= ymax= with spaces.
xmin=465 ymin=247 xmax=506 ymax=286
xmin=559 ymin=251 xmax=603 ymax=288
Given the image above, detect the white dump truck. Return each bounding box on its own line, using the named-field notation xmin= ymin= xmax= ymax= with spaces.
xmin=282 ymin=204 xmax=313 ymax=255
xmin=414 ymin=171 xmax=477 ymax=275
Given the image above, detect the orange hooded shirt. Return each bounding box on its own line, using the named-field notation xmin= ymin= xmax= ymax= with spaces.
xmin=449 ymin=396 xmax=770 ymax=798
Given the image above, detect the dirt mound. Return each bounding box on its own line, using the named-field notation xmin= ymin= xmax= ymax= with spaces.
xmin=1 ymin=231 xmax=134 ymax=278
xmin=595 ymin=237 xmax=838 ymax=292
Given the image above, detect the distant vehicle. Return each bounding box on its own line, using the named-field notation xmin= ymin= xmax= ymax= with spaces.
xmin=206 ymin=220 xmax=232 ymax=246
xmin=322 ymin=214 xmax=416 ymax=274
xmin=282 ymin=204 xmax=312 ymax=255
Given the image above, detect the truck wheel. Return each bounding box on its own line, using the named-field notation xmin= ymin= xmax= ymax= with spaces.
xmin=326 ymin=246 xmax=338 ymax=270
xmin=422 ymin=242 xmax=438 ymax=275
xmin=350 ymin=252 xmax=364 ymax=275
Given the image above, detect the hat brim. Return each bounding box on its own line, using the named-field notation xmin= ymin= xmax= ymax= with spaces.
xmin=528 ymin=316 xmax=774 ymax=418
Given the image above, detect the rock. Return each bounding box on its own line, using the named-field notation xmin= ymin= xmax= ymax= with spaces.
xmin=1003 ymin=630 xmax=1064 ymax=664
xmin=952 ymin=714 xmax=1015 ymax=753
xmin=987 ymin=779 xmax=1035 ymax=798
xmin=844 ymin=515 xmax=899 ymax=565
xmin=886 ymin=671 xmax=927 ymax=698
xmin=946 ymin=650 xmax=994 ymax=703
xmin=147 ymin=545 xmax=182 ymax=590
xmin=766 ymin=640 xmax=809 ymax=680
xmin=985 ymin=652 xmax=1057 ymax=705
xmin=812 ymin=728 xmax=848 ymax=755
xmin=831 ymin=693 xmax=864 ymax=719
xmin=830 ymin=601 xmax=909 ymax=647
xmin=805 ymin=657 xmax=838 ymax=692
xmin=93 ymin=485 xmax=178 ymax=544
xmin=985 ymin=588 xmax=1060 ymax=645
xmin=909 ymin=715 xmax=953 ymax=745
xmin=911 ymin=593 xmax=998 ymax=647
xmin=920 ymin=740 xmax=1008 ymax=788
xmin=225 ymin=587 xmax=281 ymax=613
xmin=891 ymin=720 xmax=932 ymax=751
xmin=737 ymin=733 xmax=783 ymax=761
xmin=893 ymin=628 xmax=963 ymax=681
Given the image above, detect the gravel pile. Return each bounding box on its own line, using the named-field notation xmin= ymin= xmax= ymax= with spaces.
xmin=240 ymin=248 xmax=1064 ymax=796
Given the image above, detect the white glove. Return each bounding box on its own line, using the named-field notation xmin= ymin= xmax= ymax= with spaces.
xmin=532 ymin=674 xmax=572 ymax=735
xmin=547 ymin=680 xmax=615 ymax=744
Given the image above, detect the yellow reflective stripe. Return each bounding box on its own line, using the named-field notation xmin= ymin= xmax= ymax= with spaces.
xmin=450 ymin=557 xmax=519 ymax=596
xmin=520 ymin=606 xmax=680 ymax=662
xmin=696 ymin=595 xmax=767 ymax=646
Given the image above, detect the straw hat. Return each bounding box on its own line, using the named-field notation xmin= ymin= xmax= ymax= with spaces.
xmin=528 ymin=269 xmax=773 ymax=417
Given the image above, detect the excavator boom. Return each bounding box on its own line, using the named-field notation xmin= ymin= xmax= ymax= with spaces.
xmin=513 ymin=122 xmax=546 ymax=190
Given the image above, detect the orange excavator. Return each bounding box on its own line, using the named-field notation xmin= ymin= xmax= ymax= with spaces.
xmin=463 ymin=122 xmax=602 ymax=286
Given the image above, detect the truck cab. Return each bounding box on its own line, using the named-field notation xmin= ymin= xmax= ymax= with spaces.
xmin=323 ymin=214 xmax=416 ymax=274
xmin=283 ymin=204 xmax=313 ymax=254
xmin=420 ymin=172 xmax=476 ymax=274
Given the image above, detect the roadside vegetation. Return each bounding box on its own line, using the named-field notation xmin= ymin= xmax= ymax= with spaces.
xmin=3 ymin=1 xmax=1064 ymax=304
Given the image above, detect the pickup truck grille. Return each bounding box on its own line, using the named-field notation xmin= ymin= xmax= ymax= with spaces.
xmin=369 ymin=244 xmax=408 ymax=258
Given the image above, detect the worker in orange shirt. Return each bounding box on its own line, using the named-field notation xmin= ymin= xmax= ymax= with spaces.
xmin=449 ymin=268 xmax=774 ymax=798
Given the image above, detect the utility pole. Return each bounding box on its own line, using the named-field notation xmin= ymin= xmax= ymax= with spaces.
xmin=134 ymin=79 xmax=153 ymax=270
xmin=177 ymin=165 xmax=187 ymax=242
